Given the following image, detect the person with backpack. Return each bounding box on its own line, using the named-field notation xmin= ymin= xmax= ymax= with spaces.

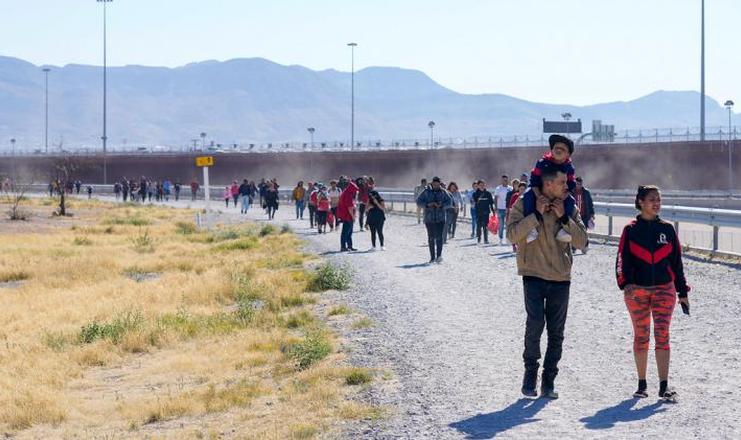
xmin=416 ymin=176 xmax=452 ymax=263
xmin=337 ymin=178 xmax=360 ymax=251
xmin=366 ymin=188 xmax=387 ymax=250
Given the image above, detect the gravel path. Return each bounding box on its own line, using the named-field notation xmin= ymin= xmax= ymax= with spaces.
xmin=249 ymin=206 xmax=741 ymax=440
xmin=75 ymin=196 xmax=741 ymax=439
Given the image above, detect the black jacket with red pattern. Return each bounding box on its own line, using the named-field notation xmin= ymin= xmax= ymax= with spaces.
xmin=616 ymin=216 xmax=690 ymax=297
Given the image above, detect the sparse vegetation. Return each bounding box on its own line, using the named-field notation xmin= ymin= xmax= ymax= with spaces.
xmin=351 ymin=317 xmax=374 ymax=330
xmin=328 ymin=305 xmax=352 ymax=316
xmin=307 ymin=263 xmax=352 ymax=292
xmin=0 ymin=200 xmax=377 ymax=438
xmin=344 ymin=368 xmax=373 ymax=386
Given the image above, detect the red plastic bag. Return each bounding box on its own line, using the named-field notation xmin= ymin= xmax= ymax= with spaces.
xmin=487 ymin=215 xmax=500 ymax=234
xmin=327 ymin=211 xmax=335 ymax=226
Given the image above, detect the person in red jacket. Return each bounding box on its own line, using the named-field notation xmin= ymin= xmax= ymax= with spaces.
xmin=337 ymin=178 xmax=360 ymax=251
xmin=616 ymin=185 xmax=690 ymax=402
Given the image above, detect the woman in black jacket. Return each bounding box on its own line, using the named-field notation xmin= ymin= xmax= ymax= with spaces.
xmin=616 ymin=185 xmax=690 ymax=402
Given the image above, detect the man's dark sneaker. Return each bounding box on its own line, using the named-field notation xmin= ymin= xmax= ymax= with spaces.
xmin=340 ymin=247 xmax=348 ymax=252
xmin=521 ymin=370 xmax=538 ymax=397
xmin=348 ymin=247 xmax=358 ymax=251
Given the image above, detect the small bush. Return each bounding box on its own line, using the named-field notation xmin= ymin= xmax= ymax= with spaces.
xmin=175 ymin=221 xmax=197 ymax=235
xmin=235 ymin=296 xmax=256 ymax=324
xmin=78 ymin=310 xmax=145 ymax=344
xmin=131 ymin=229 xmax=155 ymax=253
xmin=287 ymin=331 xmax=332 ymax=370
xmin=259 ymin=224 xmax=276 ymax=237
xmin=344 ymin=368 xmax=373 ymax=386
xmin=307 ymin=263 xmax=352 ymax=292
xmin=351 ymin=318 xmax=374 ymax=330
xmin=328 ymin=305 xmax=352 ymax=316
xmin=42 ymin=330 xmax=70 ymax=352
xmin=72 ymin=236 xmax=92 ymax=246
xmin=280 ymin=310 xmax=316 ymax=329
xmin=216 ymin=237 xmax=257 ymax=251
xmin=0 ymin=270 xmax=31 ymax=283
xmin=280 ymin=224 xmax=291 ymax=234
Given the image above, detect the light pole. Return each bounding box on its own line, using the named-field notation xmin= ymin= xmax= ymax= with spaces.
xmin=307 ymin=127 xmax=315 ymax=149
xmin=42 ymin=68 xmax=50 ymax=154
xmin=97 ymin=0 xmax=113 ymax=184
xmin=725 ymin=100 xmax=735 ymax=190
xmin=700 ymin=0 xmax=706 ymax=141
xmin=200 ymin=132 xmax=207 ymax=150
xmin=428 ymin=121 xmax=435 ymax=149
xmin=10 ymin=138 xmax=16 ymax=184
xmin=347 ymin=42 xmax=358 ymax=150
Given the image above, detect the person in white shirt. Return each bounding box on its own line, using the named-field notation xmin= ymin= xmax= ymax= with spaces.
xmin=493 ymin=174 xmax=513 ymax=245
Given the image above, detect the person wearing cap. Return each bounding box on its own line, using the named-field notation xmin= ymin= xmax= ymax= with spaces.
xmin=414 ymin=178 xmax=428 ymax=224
xmin=416 ymin=176 xmax=452 ymax=263
xmin=521 ymin=134 xmax=578 ymax=244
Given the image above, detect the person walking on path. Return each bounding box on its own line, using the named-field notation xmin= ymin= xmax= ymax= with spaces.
xmin=414 ymin=178 xmax=428 ymax=224
xmin=264 ymin=183 xmax=279 ymax=220
xmin=507 ymin=181 xmax=527 ymax=252
xmin=230 ymin=181 xmax=240 ymax=208
xmin=328 ymin=180 xmax=342 ymax=230
xmin=473 ymin=180 xmax=495 ymax=244
xmin=337 ymin=178 xmax=360 ymax=251
xmin=223 ymin=185 xmax=232 ymax=208
xmin=574 ymin=176 xmax=595 ymax=254
xmin=416 ymin=176 xmax=452 ymax=263
xmin=466 ymin=181 xmax=478 ymax=238
xmin=506 ymin=167 xmax=588 ymax=399
xmin=445 ymin=182 xmax=464 ymax=242
xmin=292 ymin=181 xmax=306 ymax=219
xmin=366 ymin=188 xmax=387 ymax=250
xmin=239 ymin=179 xmax=251 ymax=214
xmin=494 ymin=175 xmax=513 ymax=245
xmin=190 ymin=179 xmax=199 ymax=201
xmin=357 ymin=175 xmax=371 ymax=231
xmin=616 ymin=185 xmax=690 ymax=402
xmin=316 ymin=184 xmax=331 ymax=234
xmin=305 ymin=182 xmax=316 ymax=228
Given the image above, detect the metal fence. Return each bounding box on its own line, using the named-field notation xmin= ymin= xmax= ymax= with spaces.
xmin=2 ymin=125 xmax=737 ymax=156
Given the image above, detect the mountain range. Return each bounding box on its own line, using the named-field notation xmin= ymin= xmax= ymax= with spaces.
xmin=0 ymin=55 xmax=737 ymax=150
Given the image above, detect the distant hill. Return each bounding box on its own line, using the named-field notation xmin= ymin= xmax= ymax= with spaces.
xmin=0 ymin=55 xmax=737 ymax=150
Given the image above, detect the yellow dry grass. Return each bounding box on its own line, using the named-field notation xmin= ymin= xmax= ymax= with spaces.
xmin=0 ymin=197 xmax=380 ymax=438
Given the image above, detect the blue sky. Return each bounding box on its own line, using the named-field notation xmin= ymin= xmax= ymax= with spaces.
xmin=2 ymin=0 xmax=739 ymax=107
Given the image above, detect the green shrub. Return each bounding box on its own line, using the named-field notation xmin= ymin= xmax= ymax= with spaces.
xmin=328 ymin=305 xmax=352 ymax=316
xmin=78 ymin=310 xmax=145 ymax=344
xmin=174 ymin=221 xmax=197 ymax=235
xmin=130 ymin=229 xmax=155 ymax=253
xmin=72 ymin=236 xmax=92 ymax=246
xmin=344 ymin=368 xmax=373 ymax=386
xmin=259 ymin=224 xmax=276 ymax=237
xmin=216 ymin=237 xmax=257 ymax=251
xmin=287 ymin=331 xmax=332 ymax=370
xmin=307 ymin=263 xmax=351 ymax=292
xmin=104 ymin=216 xmax=151 ymax=226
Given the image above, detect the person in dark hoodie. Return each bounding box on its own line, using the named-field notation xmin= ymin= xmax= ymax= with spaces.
xmin=616 ymin=185 xmax=690 ymax=402
xmin=416 ymin=176 xmax=452 ymax=263
xmin=473 ymin=180 xmax=495 ymax=244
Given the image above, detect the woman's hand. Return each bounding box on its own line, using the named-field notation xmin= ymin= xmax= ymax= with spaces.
xmin=678 ymin=296 xmax=690 ymax=307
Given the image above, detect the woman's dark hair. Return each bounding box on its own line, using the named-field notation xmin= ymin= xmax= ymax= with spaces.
xmin=447 ymin=181 xmax=458 ymax=191
xmin=635 ymin=185 xmax=660 ymax=210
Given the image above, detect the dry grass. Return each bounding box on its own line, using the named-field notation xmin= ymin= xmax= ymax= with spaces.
xmin=0 ymin=197 xmax=380 ymax=438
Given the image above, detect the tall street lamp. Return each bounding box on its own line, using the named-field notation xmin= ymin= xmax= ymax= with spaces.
xmin=10 ymin=138 xmax=16 ymax=184
xmin=42 ymin=68 xmax=50 ymax=154
xmin=700 ymin=0 xmax=706 ymax=141
xmin=428 ymin=121 xmax=435 ymax=149
xmin=307 ymin=127 xmax=315 ymax=149
xmin=200 ymin=132 xmax=207 ymax=150
xmin=347 ymin=42 xmax=358 ymax=150
xmin=725 ymin=100 xmax=735 ymax=190
xmin=97 ymin=0 xmax=113 ymax=184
